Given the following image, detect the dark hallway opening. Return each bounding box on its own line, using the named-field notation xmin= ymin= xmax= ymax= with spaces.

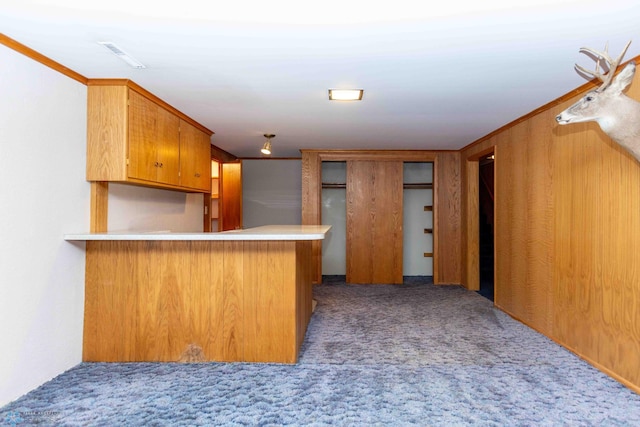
xmin=478 ymin=156 xmax=494 ymax=301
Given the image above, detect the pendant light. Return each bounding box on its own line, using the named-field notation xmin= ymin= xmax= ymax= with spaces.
xmin=261 ymin=134 xmax=275 ymax=155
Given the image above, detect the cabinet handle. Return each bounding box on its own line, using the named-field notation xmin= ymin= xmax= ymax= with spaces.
xmin=195 ymin=173 xmax=201 ymax=178
xmin=154 ymin=162 xmax=159 ymax=167
xmin=159 ymin=162 xmax=163 ymax=168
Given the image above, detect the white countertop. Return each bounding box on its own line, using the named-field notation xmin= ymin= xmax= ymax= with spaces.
xmin=64 ymin=225 xmax=331 ymax=241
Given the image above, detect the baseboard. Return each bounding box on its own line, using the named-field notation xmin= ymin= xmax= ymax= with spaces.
xmin=495 ymin=303 xmax=640 ymax=395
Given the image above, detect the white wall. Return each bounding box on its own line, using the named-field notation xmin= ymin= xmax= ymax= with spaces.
xmin=108 ymin=184 xmax=203 ymax=232
xmin=0 ymin=45 xmax=90 ymax=406
xmin=242 ymin=159 xmax=301 ymax=228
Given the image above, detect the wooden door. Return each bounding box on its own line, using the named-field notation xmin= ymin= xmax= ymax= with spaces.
xmin=128 ymin=91 xmax=180 ymax=185
xmin=346 ymin=161 xmax=404 ymax=284
xmin=220 ymin=162 xmax=243 ymax=231
xmin=179 ymin=119 xmax=211 ymax=191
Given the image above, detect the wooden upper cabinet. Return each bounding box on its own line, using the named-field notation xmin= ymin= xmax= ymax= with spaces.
xmin=86 ymin=80 xmax=213 ymax=193
xmin=179 ymin=119 xmax=211 ymax=192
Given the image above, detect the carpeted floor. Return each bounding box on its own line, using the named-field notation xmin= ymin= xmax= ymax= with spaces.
xmin=2 ymin=278 xmax=640 ymax=426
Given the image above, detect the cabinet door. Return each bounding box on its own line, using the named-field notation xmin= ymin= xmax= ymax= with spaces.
xmin=179 ymin=120 xmax=211 ymax=191
xmin=128 ymin=91 xmax=180 ymax=185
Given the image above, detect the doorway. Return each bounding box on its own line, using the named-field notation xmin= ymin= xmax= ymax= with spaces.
xmin=478 ymin=155 xmax=494 ymax=301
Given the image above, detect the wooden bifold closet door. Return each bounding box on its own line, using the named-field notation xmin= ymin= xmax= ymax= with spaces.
xmin=346 ymin=160 xmax=403 ymax=284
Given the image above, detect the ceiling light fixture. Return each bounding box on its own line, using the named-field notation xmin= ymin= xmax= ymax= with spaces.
xmin=328 ymin=89 xmax=363 ymax=101
xmin=261 ymin=134 xmax=275 ymax=155
xmin=98 ymin=41 xmax=146 ymax=69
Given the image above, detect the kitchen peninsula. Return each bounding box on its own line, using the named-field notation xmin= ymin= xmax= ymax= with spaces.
xmin=65 ymin=225 xmax=330 ymax=364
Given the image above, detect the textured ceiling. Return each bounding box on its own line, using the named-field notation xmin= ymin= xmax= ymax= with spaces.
xmin=2 ymin=0 xmax=639 ymax=157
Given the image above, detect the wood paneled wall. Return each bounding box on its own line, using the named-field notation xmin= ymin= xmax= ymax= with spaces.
xmin=435 ymin=151 xmax=462 ymax=284
xmin=301 ymin=150 xmax=461 ymax=285
xmin=301 ymin=151 xmax=323 ymax=282
xmin=460 ymin=58 xmax=640 ymax=393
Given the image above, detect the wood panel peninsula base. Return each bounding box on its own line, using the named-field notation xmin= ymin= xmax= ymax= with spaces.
xmin=64 ymin=225 xmax=331 ymax=364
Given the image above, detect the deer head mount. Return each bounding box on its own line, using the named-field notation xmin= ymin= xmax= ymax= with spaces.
xmin=556 ymin=40 xmax=640 ymax=162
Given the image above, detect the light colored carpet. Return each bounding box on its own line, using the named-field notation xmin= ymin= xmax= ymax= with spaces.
xmin=2 ymin=279 xmax=639 ymax=426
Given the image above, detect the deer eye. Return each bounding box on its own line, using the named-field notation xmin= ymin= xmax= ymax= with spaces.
xmin=585 ymin=95 xmax=594 ymax=102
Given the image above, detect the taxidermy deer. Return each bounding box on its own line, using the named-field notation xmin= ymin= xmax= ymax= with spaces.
xmin=556 ymin=40 xmax=640 ymax=162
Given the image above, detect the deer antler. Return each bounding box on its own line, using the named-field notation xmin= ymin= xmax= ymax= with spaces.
xmin=575 ymin=40 xmax=632 ymax=91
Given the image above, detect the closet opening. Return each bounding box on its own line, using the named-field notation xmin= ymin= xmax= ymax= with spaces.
xmin=320 ymin=161 xmax=434 ymax=284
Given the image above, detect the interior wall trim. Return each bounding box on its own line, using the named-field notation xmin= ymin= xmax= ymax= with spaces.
xmin=0 ymin=33 xmax=88 ymax=84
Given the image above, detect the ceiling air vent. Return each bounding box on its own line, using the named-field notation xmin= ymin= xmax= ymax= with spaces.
xmin=98 ymin=41 xmax=146 ymax=69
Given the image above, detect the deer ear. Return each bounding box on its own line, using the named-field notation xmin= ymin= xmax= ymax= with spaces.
xmin=609 ymin=61 xmax=636 ymax=95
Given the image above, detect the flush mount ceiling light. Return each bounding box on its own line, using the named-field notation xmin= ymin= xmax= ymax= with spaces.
xmin=261 ymin=134 xmax=275 ymax=155
xmin=328 ymin=89 xmax=364 ymax=101
xmin=98 ymin=41 xmax=146 ymax=69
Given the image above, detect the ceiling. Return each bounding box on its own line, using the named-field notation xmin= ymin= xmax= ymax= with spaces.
xmin=2 ymin=1 xmax=639 ymax=158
